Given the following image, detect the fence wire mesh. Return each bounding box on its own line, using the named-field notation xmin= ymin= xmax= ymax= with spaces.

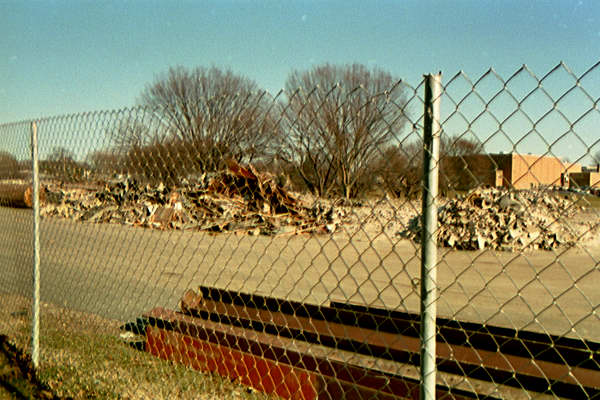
xmin=0 ymin=62 xmax=599 ymax=399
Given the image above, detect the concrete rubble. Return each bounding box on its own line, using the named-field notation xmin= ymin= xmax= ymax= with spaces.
xmin=34 ymin=168 xmax=599 ymax=248
xmin=399 ymin=187 xmax=597 ymax=251
xmin=40 ymin=161 xmax=344 ymax=235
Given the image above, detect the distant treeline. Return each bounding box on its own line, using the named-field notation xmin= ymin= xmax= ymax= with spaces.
xmin=1 ymin=64 xmax=488 ymax=198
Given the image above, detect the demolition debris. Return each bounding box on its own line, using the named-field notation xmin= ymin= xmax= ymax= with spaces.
xmin=400 ymin=187 xmax=597 ymax=251
xmin=40 ymin=162 xmax=343 ymax=235
xmin=0 ymin=183 xmax=45 ymax=208
xmin=30 ymin=166 xmax=600 ymax=249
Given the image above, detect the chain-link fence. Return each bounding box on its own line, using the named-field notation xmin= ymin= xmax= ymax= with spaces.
xmin=0 ymin=62 xmax=599 ymax=399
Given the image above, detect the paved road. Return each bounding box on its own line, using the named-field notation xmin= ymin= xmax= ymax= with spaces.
xmin=1 ymin=207 xmax=599 ymax=341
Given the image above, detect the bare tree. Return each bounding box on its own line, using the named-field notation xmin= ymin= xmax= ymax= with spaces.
xmin=439 ymin=135 xmax=485 ymax=193
xmin=111 ymin=120 xmax=157 ymax=151
xmin=109 ymin=118 xmax=228 ymax=184
xmin=0 ymin=151 xmax=20 ymax=179
xmin=593 ymin=150 xmax=600 ymax=166
xmin=371 ymin=135 xmax=486 ymax=198
xmin=372 ymin=142 xmax=424 ymax=198
xmin=86 ymin=149 xmax=124 ymax=177
xmin=137 ymin=66 xmax=279 ymax=173
xmin=41 ymin=147 xmax=88 ymax=182
xmin=281 ymin=63 xmax=410 ymax=198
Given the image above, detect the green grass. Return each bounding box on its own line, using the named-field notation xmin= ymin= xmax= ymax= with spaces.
xmin=0 ymin=295 xmax=273 ymax=400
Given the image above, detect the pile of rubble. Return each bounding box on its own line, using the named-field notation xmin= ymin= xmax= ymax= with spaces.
xmin=400 ymin=187 xmax=595 ymax=251
xmin=41 ymin=162 xmax=343 ymax=235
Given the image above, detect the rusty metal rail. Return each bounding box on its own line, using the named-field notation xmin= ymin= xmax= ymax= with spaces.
xmin=129 ymin=286 xmax=599 ymax=399
xmin=144 ymin=308 xmax=479 ymax=400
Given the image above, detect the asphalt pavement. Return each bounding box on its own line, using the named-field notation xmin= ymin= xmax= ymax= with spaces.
xmin=0 ymin=206 xmax=598 ymax=341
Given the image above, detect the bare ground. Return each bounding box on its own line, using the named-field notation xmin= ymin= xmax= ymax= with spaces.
xmin=1 ymin=203 xmax=599 ymax=341
xmin=0 ymin=200 xmax=598 ymax=398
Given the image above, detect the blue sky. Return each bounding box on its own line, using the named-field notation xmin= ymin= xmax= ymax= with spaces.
xmin=1 ymin=0 xmax=599 ymax=161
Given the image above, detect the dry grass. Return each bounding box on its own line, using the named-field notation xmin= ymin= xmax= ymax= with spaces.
xmin=0 ymin=294 xmax=273 ymax=400
xmin=581 ymin=193 xmax=600 ymax=208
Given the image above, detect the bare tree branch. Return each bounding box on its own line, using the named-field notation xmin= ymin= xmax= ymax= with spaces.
xmin=121 ymin=66 xmax=280 ymax=177
xmin=282 ymin=63 xmax=410 ymax=198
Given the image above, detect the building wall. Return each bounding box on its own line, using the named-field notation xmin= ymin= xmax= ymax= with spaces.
xmin=570 ymin=172 xmax=600 ymax=188
xmin=493 ymin=169 xmax=504 ymax=187
xmin=494 ymin=153 xmax=581 ymax=189
xmin=446 ymin=153 xmax=582 ymax=190
xmin=582 ymin=165 xmax=600 ymax=173
xmin=488 ymin=154 xmax=513 ymax=187
xmin=449 ymin=154 xmax=504 ymax=189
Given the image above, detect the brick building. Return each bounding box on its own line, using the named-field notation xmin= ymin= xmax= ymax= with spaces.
xmin=451 ymin=153 xmax=581 ymax=189
xmin=569 ymin=171 xmax=600 ymax=189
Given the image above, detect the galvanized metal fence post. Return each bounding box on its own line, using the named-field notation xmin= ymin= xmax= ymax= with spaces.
xmin=31 ymin=121 xmax=41 ymax=368
xmin=420 ymin=73 xmax=442 ymax=400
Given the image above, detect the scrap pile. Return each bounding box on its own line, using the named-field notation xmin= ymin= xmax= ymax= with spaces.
xmin=41 ymin=162 xmax=340 ymax=235
xmin=0 ymin=183 xmax=44 ymax=208
xmin=400 ymin=187 xmax=595 ymax=251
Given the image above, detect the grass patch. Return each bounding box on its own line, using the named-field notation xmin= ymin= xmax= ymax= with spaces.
xmin=0 ymin=294 xmax=273 ymax=399
xmin=0 ymin=334 xmax=54 ymax=399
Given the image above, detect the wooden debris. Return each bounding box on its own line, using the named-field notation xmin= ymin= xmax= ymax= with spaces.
xmin=40 ymin=161 xmax=334 ymax=236
xmin=179 ymin=289 xmax=203 ymax=314
xmin=0 ymin=184 xmax=45 ymax=208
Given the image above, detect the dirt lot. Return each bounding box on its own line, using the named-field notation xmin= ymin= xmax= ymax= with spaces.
xmin=1 ymin=203 xmax=599 ymax=342
xmin=0 ymin=196 xmax=598 ymax=398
